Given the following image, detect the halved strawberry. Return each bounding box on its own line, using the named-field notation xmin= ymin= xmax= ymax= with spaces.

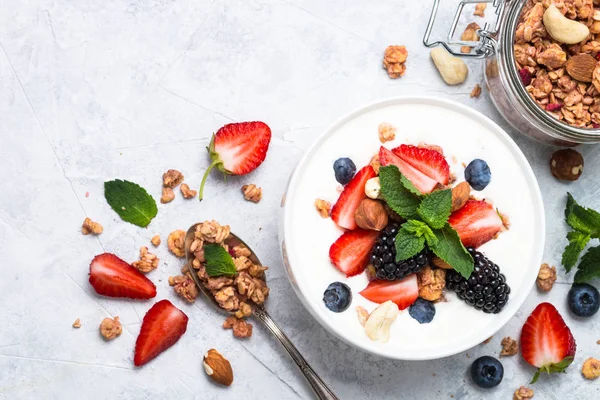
xmin=359 ymin=274 xmax=419 ymax=310
xmin=392 ymin=144 xmax=450 ymax=185
xmin=199 ymin=121 xmax=272 ymax=200
xmin=379 ymin=147 xmax=438 ymax=194
xmin=520 ymin=302 xmax=576 ymax=383
xmin=329 ymin=229 xmax=379 ymax=277
xmin=89 ymin=253 xmax=156 ymax=299
xmin=331 ymin=165 xmax=376 ymax=230
xmin=134 ymin=299 xmax=189 ymax=367
xmin=448 ymin=200 xmax=503 ymax=248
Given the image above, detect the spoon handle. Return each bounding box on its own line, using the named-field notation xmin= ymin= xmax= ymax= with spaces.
xmin=253 ymin=307 xmax=339 ymax=400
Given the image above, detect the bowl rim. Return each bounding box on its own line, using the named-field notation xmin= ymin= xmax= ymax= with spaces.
xmin=280 ymin=95 xmax=546 ymax=360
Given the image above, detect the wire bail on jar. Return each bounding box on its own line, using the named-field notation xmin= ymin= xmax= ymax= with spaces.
xmin=423 ymin=0 xmax=507 ymax=58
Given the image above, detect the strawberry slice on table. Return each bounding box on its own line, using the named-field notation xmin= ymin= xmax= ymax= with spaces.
xmin=392 ymin=144 xmax=450 ymax=185
xmin=359 ymin=274 xmax=419 ymax=310
xmin=329 ymin=229 xmax=380 ymax=277
xmin=331 ymin=165 xmax=376 ymax=230
xmin=520 ymin=302 xmax=576 ymax=383
xmin=379 ymin=147 xmax=438 ymax=194
xmin=134 ymin=299 xmax=189 ymax=367
xmin=448 ymin=200 xmax=503 ymax=248
xmin=199 ymin=121 xmax=272 ymax=200
xmin=89 ymin=253 xmax=156 ymax=299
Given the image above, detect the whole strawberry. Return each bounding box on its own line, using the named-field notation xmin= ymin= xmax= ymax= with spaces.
xmin=520 ymin=302 xmax=576 ymax=383
xmin=199 ymin=121 xmax=272 ymax=200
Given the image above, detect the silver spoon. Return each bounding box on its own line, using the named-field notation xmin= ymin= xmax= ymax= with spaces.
xmin=184 ymin=224 xmax=339 ymax=400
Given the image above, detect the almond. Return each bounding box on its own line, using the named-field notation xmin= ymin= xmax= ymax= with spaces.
xmin=431 ymin=256 xmax=453 ymax=270
xmin=451 ymin=181 xmax=470 ymax=212
xmin=354 ymin=198 xmax=388 ymax=231
xmin=203 ymin=349 xmax=233 ymax=386
xmin=565 ymin=54 xmax=597 ymax=83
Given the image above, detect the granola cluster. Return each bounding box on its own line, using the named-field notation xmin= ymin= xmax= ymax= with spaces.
xmin=99 ymin=316 xmax=122 ymax=340
xmin=536 ymin=263 xmax=557 ymax=291
xmin=515 ymin=1 xmax=600 ymax=128
xmin=132 ymin=246 xmax=159 ymax=273
xmin=383 ymin=45 xmax=408 ymax=78
xmin=82 ymin=217 xmax=103 ymax=235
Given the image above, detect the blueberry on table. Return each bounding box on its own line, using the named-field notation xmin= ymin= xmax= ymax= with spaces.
xmin=333 ymin=158 xmax=357 ymax=185
xmin=471 ymin=356 xmax=504 ymax=388
xmin=464 ymin=159 xmax=491 ymax=191
xmin=408 ymin=298 xmax=436 ymax=324
xmin=568 ymin=283 xmax=600 ymax=317
xmin=323 ymin=282 xmax=352 ymax=312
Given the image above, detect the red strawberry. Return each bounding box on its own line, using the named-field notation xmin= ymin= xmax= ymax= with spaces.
xmin=448 ymin=200 xmax=503 ymax=248
xmin=359 ymin=274 xmax=419 ymax=310
xmin=331 ymin=165 xmax=376 ymax=230
xmin=329 ymin=229 xmax=379 ymax=277
xmin=520 ymin=302 xmax=576 ymax=383
xmin=134 ymin=299 xmax=189 ymax=367
xmin=392 ymin=144 xmax=450 ymax=185
xmin=199 ymin=121 xmax=272 ymax=200
xmin=89 ymin=253 xmax=156 ymax=299
xmin=379 ymin=147 xmax=438 ymax=194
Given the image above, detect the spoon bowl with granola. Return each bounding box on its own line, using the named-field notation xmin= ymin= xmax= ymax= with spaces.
xmin=183 ymin=220 xmax=339 ymax=400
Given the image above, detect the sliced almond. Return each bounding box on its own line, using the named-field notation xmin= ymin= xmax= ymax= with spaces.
xmin=566 ymin=54 xmax=597 ymax=83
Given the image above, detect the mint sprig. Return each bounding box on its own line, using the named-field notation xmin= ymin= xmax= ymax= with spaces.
xmin=204 ymin=244 xmax=237 ymax=277
xmin=430 ymin=224 xmax=474 ymax=278
xmin=562 ymin=193 xmax=600 ymax=282
xmin=394 ymin=228 xmax=425 ymax=261
xmin=104 ymin=179 xmax=158 ymax=227
xmin=379 ymin=166 xmax=420 ymax=219
xmin=402 ymin=220 xmax=438 ymax=247
xmin=417 ymin=189 xmax=452 ymax=229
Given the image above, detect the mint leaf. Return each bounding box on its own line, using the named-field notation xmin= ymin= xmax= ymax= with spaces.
xmin=566 ymin=203 xmax=600 ymax=236
xmin=394 ymin=228 xmax=425 ymax=261
xmin=204 ymin=244 xmax=237 ymax=277
xmin=429 ymin=224 xmax=474 ymax=278
xmin=400 ymin=175 xmax=423 ymax=196
xmin=574 ymin=246 xmax=600 ymax=283
xmin=104 ymin=179 xmax=158 ymax=227
xmin=565 ymin=192 xmax=577 ymax=221
xmin=379 ymin=165 xmax=421 ymax=219
xmin=417 ymin=189 xmax=452 ymax=229
xmin=562 ymin=231 xmax=590 ymax=272
xmin=402 ymin=220 xmax=437 ymax=246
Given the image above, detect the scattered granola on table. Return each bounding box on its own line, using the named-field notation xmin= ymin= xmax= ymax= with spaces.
xmin=383 ymin=45 xmax=408 ymax=78
xmin=99 ymin=316 xmax=122 ymax=340
xmin=180 ymin=183 xmax=197 ymax=199
xmin=223 ymin=316 xmax=253 ymax=338
xmin=378 ymin=123 xmax=396 ymax=143
xmin=470 ymin=84 xmax=482 ymax=98
xmin=582 ymin=357 xmax=600 ymax=379
xmin=314 ymin=198 xmax=331 ymax=218
xmin=72 ymin=318 xmax=81 ymax=328
xmin=500 ymin=336 xmax=518 ymax=357
xmin=482 ymin=336 xmax=493 ymax=344
xmin=513 ymin=386 xmax=534 ymax=400
xmin=536 ymin=263 xmax=557 ymax=292
xmin=169 ymin=275 xmax=199 ymax=303
xmin=162 ymin=169 xmax=184 ymax=188
xmin=167 ymin=229 xmax=186 ymax=257
xmin=131 ymin=246 xmax=159 ymax=273
xmin=241 ymin=184 xmax=262 ymax=203
xmin=82 ymin=217 xmax=103 ymax=235
xmin=160 ymin=187 xmax=175 ymax=204
xmin=474 ymin=3 xmax=486 ymax=17
xmin=150 ymin=235 xmax=161 ymax=247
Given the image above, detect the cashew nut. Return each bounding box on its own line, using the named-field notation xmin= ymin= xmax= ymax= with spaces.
xmin=364 ymin=177 xmax=381 ymax=199
xmin=430 ymin=47 xmax=468 ymax=85
xmin=364 ymin=300 xmax=398 ymax=343
xmin=543 ymin=4 xmax=590 ymax=44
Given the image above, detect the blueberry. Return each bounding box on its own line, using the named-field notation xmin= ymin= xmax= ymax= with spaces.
xmin=333 ymin=158 xmax=357 ymax=185
xmin=465 ymin=159 xmax=491 ymax=191
xmin=470 ymin=356 xmax=504 ymax=388
xmin=408 ymin=298 xmax=436 ymax=324
xmin=568 ymin=283 xmax=600 ymax=317
xmin=323 ymin=282 xmax=352 ymax=312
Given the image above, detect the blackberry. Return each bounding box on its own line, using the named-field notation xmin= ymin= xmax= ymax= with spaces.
xmin=446 ymin=248 xmax=510 ymax=314
xmin=369 ymin=223 xmax=432 ymax=281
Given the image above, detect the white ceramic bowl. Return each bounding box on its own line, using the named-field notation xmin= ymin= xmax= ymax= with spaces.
xmin=279 ymin=97 xmax=545 ymax=360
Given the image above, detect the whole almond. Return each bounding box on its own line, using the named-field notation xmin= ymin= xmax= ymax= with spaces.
xmin=565 ymin=54 xmax=597 ymax=83
xmin=451 ymin=182 xmax=470 ymax=212
xmin=203 ymin=349 xmax=233 ymax=386
xmin=354 ymin=199 xmax=388 ymax=231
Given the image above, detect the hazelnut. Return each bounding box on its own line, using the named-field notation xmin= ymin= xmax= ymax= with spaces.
xmin=354 ymin=199 xmax=388 ymax=231
xmin=550 ymin=149 xmax=583 ymax=181
xmin=203 ymin=349 xmax=234 ymax=386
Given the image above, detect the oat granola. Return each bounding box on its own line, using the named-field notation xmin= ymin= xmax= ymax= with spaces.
xmin=474 ymin=3 xmax=487 ymax=17
xmin=167 ymin=229 xmax=186 ymax=257
xmin=180 ymin=183 xmax=197 ymax=199
xmin=383 ymin=45 xmax=408 ymax=78
xmin=99 ymin=316 xmax=122 ymax=340
xmin=169 ymin=275 xmax=199 ymax=303
xmin=378 ymin=123 xmax=396 ymax=143
xmin=500 ymin=336 xmax=518 ymax=357
xmin=82 ymin=217 xmax=103 ymax=235
xmin=132 ymin=246 xmax=159 ymax=273
xmin=160 ymin=187 xmax=175 ymax=204
xmin=536 ymin=263 xmax=557 ymax=292
xmin=582 ymin=357 xmax=600 ymax=379
xmin=150 ymin=235 xmax=161 ymax=247
xmin=315 ymin=198 xmax=331 ymax=218
xmin=461 ymin=22 xmax=481 ymax=54
xmin=241 ymin=184 xmax=262 ymax=203
xmin=72 ymin=318 xmax=81 ymax=328
xmin=417 ymin=266 xmax=446 ymax=302
xmin=470 ymin=84 xmax=482 ymax=98
xmin=223 ymin=316 xmax=253 ymax=338
xmin=162 ymin=169 xmax=184 ymax=188
xmin=513 ymin=386 xmax=534 ymax=400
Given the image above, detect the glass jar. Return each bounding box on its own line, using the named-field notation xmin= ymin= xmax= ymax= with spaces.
xmin=424 ymin=0 xmax=600 ymax=146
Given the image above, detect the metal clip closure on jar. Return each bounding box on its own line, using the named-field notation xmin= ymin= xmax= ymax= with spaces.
xmin=423 ymin=0 xmax=505 ymax=58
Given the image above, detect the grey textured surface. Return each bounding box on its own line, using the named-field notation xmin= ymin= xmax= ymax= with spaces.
xmin=1 ymin=0 xmax=600 ymax=399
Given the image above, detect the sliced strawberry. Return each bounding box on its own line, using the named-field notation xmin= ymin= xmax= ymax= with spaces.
xmin=379 ymin=147 xmax=438 ymax=194
xmin=134 ymin=299 xmax=189 ymax=367
xmin=331 ymin=165 xmax=376 ymax=230
xmin=329 ymin=229 xmax=379 ymax=277
xmin=199 ymin=121 xmax=272 ymax=200
xmin=392 ymin=144 xmax=450 ymax=185
xmin=448 ymin=200 xmax=503 ymax=248
xmin=89 ymin=253 xmax=156 ymax=299
xmin=359 ymin=274 xmax=419 ymax=310
xmin=520 ymin=302 xmax=576 ymax=383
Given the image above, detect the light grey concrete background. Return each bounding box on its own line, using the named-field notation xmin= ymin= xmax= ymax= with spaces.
xmin=1 ymin=0 xmax=600 ymax=399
